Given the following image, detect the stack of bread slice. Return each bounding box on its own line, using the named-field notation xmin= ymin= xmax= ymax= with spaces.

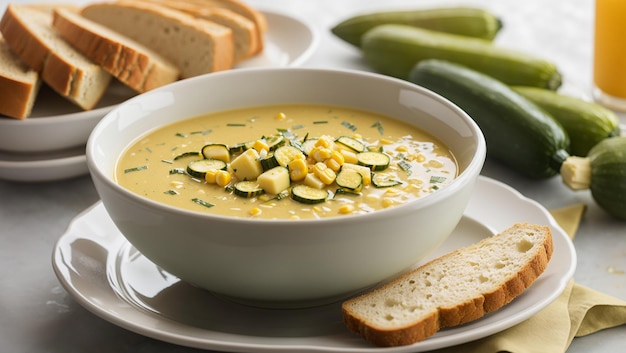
xmin=0 ymin=0 xmax=266 ymax=120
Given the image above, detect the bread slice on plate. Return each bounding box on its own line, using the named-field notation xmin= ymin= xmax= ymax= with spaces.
xmin=81 ymin=1 xmax=234 ymax=79
xmin=0 ymin=4 xmax=112 ymax=111
xmin=342 ymin=222 xmax=554 ymax=347
xmin=139 ymin=0 xmax=262 ymax=62
xmin=52 ymin=7 xmax=180 ymax=93
xmin=0 ymin=33 xmax=41 ymax=119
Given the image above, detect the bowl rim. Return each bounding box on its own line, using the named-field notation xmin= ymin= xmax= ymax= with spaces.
xmin=87 ymin=67 xmax=486 ymax=225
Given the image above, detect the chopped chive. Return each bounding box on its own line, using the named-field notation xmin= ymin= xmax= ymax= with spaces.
xmin=161 ymin=159 xmax=174 ymax=164
xmin=145 ymin=147 xmax=153 ymax=153
xmin=124 ymin=165 xmax=148 ymax=173
xmin=372 ymin=121 xmax=384 ymax=135
xmin=227 ymin=123 xmax=246 ymax=127
xmin=292 ymin=124 xmax=304 ymax=130
xmin=430 ymin=176 xmax=447 ymax=183
xmin=164 ymin=189 xmax=179 ymax=195
xmin=341 ymin=121 xmax=357 ymax=131
xmin=169 ymin=168 xmax=187 ymax=175
xmin=175 ymin=132 xmax=187 ymax=138
xmin=192 ymin=198 xmax=214 ymax=208
xmin=398 ymin=160 xmax=412 ymax=174
xmin=313 ymin=120 xmax=328 ymax=124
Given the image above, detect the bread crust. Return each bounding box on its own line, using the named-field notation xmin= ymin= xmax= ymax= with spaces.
xmin=0 ymin=4 xmax=111 ymax=110
xmin=342 ymin=223 xmax=554 ymax=347
xmin=81 ymin=1 xmax=235 ymax=79
xmin=52 ymin=7 xmax=180 ymax=93
xmin=0 ymin=34 xmax=41 ymax=119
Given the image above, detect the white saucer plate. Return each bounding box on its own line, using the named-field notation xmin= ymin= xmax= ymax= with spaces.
xmin=0 ymin=9 xmax=318 ymax=182
xmin=52 ymin=176 xmax=576 ymax=352
xmin=0 ymin=145 xmax=87 ymax=182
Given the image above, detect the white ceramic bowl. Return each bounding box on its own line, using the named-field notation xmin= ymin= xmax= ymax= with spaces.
xmin=87 ymin=68 xmax=486 ymax=307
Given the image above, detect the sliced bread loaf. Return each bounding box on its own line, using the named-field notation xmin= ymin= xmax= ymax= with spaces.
xmin=0 ymin=33 xmax=41 ymax=119
xmin=52 ymin=7 xmax=180 ymax=93
xmin=0 ymin=4 xmax=111 ymax=111
xmin=342 ymin=222 xmax=554 ymax=347
xmin=139 ymin=0 xmax=261 ymax=62
xmin=81 ymin=1 xmax=234 ymax=79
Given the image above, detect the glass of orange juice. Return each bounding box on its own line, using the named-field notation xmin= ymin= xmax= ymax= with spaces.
xmin=593 ymin=0 xmax=626 ymax=111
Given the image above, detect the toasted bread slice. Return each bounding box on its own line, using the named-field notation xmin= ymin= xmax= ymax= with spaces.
xmin=0 ymin=4 xmax=111 ymax=110
xmin=52 ymin=7 xmax=180 ymax=93
xmin=0 ymin=33 xmax=41 ymax=119
xmin=342 ymin=222 xmax=554 ymax=347
xmin=81 ymin=1 xmax=234 ymax=79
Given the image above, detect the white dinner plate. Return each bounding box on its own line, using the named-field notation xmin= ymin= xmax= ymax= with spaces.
xmin=52 ymin=176 xmax=576 ymax=352
xmin=0 ymin=9 xmax=318 ymax=181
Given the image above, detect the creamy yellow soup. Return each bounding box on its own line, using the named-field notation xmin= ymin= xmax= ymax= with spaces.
xmin=116 ymin=104 xmax=458 ymax=219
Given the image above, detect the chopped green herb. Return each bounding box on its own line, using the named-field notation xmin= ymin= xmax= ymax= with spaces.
xmin=292 ymin=124 xmax=304 ymax=130
xmin=430 ymin=176 xmax=447 ymax=183
xmin=169 ymin=168 xmax=187 ymax=175
xmin=145 ymin=147 xmax=152 ymax=153
xmin=164 ymin=189 xmax=179 ymax=195
xmin=192 ymin=198 xmax=214 ymax=208
xmin=371 ymin=121 xmax=384 ymax=135
xmin=227 ymin=123 xmax=246 ymax=127
xmin=398 ymin=160 xmax=412 ymax=174
xmin=124 ymin=165 xmax=148 ymax=173
xmin=313 ymin=120 xmax=328 ymax=124
xmin=161 ymin=159 xmax=174 ymax=164
xmin=175 ymin=132 xmax=187 ymax=138
xmin=341 ymin=121 xmax=357 ymax=131
xmin=190 ymin=129 xmax=212 ymax=135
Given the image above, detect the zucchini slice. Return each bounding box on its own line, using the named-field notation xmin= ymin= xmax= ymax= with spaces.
xmin=372 ymin=173 xmax=402 ymax=188
xmin=259 ymin=153 xmax=280 ymax=171
xmin=291 ymin=184 xmax=329 ymax=204
xmin=357 ymin=151 xmax=390 ymax=171
xmin=201 ymin=144 xmax=230 ymax=162
xmin=265 ymin=134 xmax=286 ymax=151
xmin=186 ymin=159 xmax=227 ymax=178
xmin=300 ymin=138 xmax=319 ymax=156
xmin=336 ymin=169 xmax=363 ymax=192
xmin=273 ymin=145 xmax=305 ymax=166
xmin=336 ymin=136 xmax=365 ymax=152
xmin=233 ymin=181 xmax=265 ymax=198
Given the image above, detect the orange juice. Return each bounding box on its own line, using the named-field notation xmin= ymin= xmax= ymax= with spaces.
xmin=593 ymin=0 xmax=626 ymax=108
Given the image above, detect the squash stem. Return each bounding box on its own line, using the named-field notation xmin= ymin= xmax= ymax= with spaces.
xmin=560 ymin=156 xmax=592 ymax=190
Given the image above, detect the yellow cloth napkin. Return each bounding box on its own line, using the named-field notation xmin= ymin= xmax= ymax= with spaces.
xmin=432 ymin=203 xmax=626 ymax=353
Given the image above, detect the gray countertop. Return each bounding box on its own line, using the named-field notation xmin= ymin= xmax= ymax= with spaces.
xmin=1 ymin=0 xmax=624 ymax=352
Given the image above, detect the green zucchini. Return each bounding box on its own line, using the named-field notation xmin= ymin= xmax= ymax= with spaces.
xmin=372 ymin=173 xmax=401 ymax=188
xmin=291 ymin=184 xmax=329 ymax=204
xmin=336 ymin=136 xmax=365 ymax=153
xmin=336 ymin=169 xmax=364 ymax=193
xmin=186 ymin=159 xmax=227 ymax=178
xmin=512 ymin=86 xmax=621 ymax=156
xmin=561 ymin=137 xmax=626 ymax=220
xmin=409 ymin=59 xmax=569 ymax=178
xmin=331 ymin=7 xmax=502 ymax=47
xmin=362 ymin=24 xmax=562 ymax=90
xmin=233 ymin=181 xmax=265 ymax=198
xmin=357 ymin=151 xmax=391 ymax=171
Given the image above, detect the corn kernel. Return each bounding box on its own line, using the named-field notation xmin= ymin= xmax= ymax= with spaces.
xmin=252 ymin=139 xmax=269 ymax=154
xmin=416 ymin=153 xmax=426 ymax=163
xmin=385 ymin=188 xmax=400 ymax=195
xmin=325 ymin=158 xmax=342 ymax=172
xmin=311 ymin=147 xmax=332 ymax=162
xmin=215 ymin=170 xmax=232 ymax=187
xmin=380 ymin=138 xmax=393 ymax=145
xmin=312 ymin=162 xmax=336 ymax=184
xmin=249 ymin=207 xmax=262 ymax=216
xmin=382 ymin=198 xmax=395 ymax=208
xmin=315 ymin=135 xmax=333 ymax=148
xmin=204 ymin=169 xmax=219 ymax=184
xmin=395 ymin=145 xmax=408 ymax=152
xmin=288 ymin=158 xmax=308 ymax=181
xmin=338 ymin=204 xmax=355 ymax=214
xmin=276 ymin=112 xmax=286 ymax=120
xmin=425 ymin=159 xmax=444 ymax=168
